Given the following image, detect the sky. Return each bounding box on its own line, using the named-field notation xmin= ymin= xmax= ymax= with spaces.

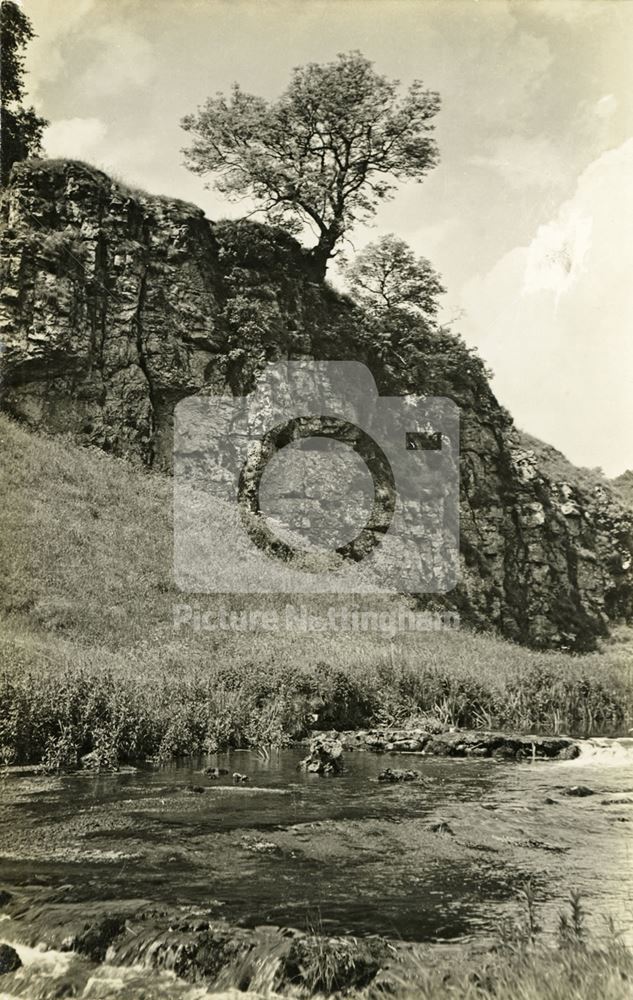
xmin=20 ymin=0 xmax=633 ymax=476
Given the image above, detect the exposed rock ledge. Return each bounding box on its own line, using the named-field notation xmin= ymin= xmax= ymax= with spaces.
xmin=0 ymin=887 xmax=391 ymax=995
xmin=329 ymin=728 xmax=580 ymax=761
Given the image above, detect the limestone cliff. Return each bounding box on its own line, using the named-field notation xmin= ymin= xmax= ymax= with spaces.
xmin=1 ymin=159 xmax=631 ymax=650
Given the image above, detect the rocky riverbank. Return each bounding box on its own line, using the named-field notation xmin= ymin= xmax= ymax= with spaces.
xmin=323 ymin=728 xmax=580 ymax=761
xmin=0 ymin=886 xmax=394 ymax=996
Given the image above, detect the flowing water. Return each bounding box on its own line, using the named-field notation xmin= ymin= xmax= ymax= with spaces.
xmin=0 ymin=739 xmax=632 ymax=997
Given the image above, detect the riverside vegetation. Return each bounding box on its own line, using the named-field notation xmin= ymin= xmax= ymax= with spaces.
xmin=371 ymin=900 xmax=633 ymax=1000
xmin=1 ymin=414 xmax=632 ymax=770
xmin=366 ymin=889 xmax=633 ymax=1000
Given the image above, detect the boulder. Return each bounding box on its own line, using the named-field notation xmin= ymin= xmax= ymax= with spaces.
xmin=80 ymin=749 xmax=119 ymax=772
xmin=428 ymin=820 xmax=455 ymax=835
xmin=0 ymin=944 xmax=21 ymax=974
xmin=365 ymin=735 xmax=386 ymax=752
xmin=562 ymin=785 xmax=594 ymax=797
xmin=378 ymin=768 xmax=420 ymax=783
xmin=299 ymin=735 xmax=344 ymax=775
xmin=66 ymin=915 xmax=127 ymax=962
xmin=557 ymin=745 xmax=581 ymax=760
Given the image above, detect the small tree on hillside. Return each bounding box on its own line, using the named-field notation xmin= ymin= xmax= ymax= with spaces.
xmin=346 ymin=234 xmax=445 ymax=317
xmin=181 ymin=51 xmax=440 ymax=278
xmin=0 ymin=0 xmax=47 ymax=184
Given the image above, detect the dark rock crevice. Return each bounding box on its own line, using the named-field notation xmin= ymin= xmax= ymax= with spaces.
xmin=130 ymin=257 xmax=155 ymax=467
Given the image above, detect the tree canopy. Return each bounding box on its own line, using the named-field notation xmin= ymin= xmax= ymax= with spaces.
xmin=345 ymin=234 xmax=445 ymax=317
xmin=0 ymin=0 xmax=47 ymax=184
xmin=181 ymin=51 xmax=440 ymax=278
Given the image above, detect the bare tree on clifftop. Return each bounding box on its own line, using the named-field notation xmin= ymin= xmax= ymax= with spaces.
xmin=181 ymin=51 xmax=440 ymax=279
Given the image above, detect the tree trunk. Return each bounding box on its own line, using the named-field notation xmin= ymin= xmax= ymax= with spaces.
xmin=308 ymin=224 xmax=342 ymax=281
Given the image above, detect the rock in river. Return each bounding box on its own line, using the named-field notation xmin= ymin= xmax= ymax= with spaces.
xmin=299 ymin=735 xmax=344 ymax=775
xmin=0 ymin=944 xmax=22 ymax=974
xmin=378 ymin=768 xmax=420 ymax=783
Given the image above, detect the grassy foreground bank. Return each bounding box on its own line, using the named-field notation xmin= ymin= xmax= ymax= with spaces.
xmin=374 ymin=939 xmax=633 ymax=1000
xmin=368 ymin=889 xmax=633 ymax=1000
xmin=1 ymin=414 xmax=632 ymax=767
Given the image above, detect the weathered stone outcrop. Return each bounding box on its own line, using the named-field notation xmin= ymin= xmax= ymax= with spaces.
xmin=1 ymin=158 xmax=632 ymax=650
xmin=336 ymin=728 xmax=579 ymax=760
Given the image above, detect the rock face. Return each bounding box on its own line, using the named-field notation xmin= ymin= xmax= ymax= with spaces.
xmin=1 ymin=159 xmax=632 ymax=650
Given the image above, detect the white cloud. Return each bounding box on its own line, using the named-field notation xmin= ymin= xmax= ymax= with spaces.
xmin=535 ymin=1 xmax=608 ymax=24
xmin=25 ymin=4 xmax=155 ymax=101
xmin=442 ymin=23 xmax=552 ymax=131
xmin=78 ymin=25 xmax=156 ymax=98
xmin=24 ymin=0 xmax=96 ymax=94
xmin=460 ymin=139 xmax=633 ymax=476
xmin=522 ymin=208 xmax=592 ymax=300
xmin=43 ymin=117 xmax=107 ymax=160
xmin=594 ymin=94 xmax=618 ymax=119
xmin=470 ymin=134 xmax=567 ymax=190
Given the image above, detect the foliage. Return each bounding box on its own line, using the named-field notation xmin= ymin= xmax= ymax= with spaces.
xmin=558 ymin=891 xmax=586 ymax=949
xmin=2 ymin=618 xmax=632 ymax=767
xmin=345 ymin=234 xmax=445 ymax=316
xmin=182 ymin=51 xmax=440 ymax=276
xmin=613 ymin=470 xmax=633 ymax=509
xmin=0 ymin=0 xmax=47 ymax=183
xmin=284 ymin=927 xmax=385 ymax=993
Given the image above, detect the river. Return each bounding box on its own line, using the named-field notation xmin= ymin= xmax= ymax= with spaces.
xmin=0 ymin=739 xmax=631 ymax=997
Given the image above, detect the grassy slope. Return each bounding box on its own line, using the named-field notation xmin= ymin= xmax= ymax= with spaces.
xmin=1 ymin=413 xmax=632 ymax=766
